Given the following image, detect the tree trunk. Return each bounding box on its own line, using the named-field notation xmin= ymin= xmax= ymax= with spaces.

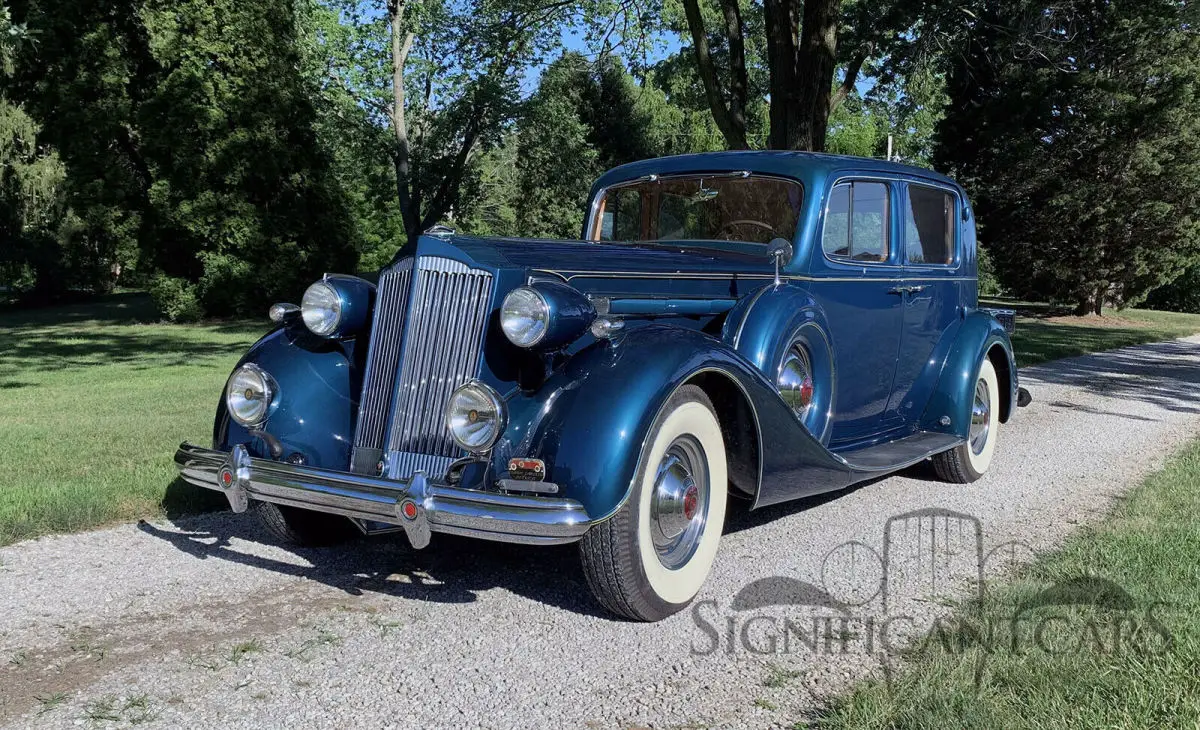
xmin=762 ymin=0 xmax=798 ymax=150
xmin=682 ymin=0 xmax=748 ymax=149
xmin=388 ymin=0 xmax=421 ymax=246
xmin=791 ymin=0 xmax=840 ymax=151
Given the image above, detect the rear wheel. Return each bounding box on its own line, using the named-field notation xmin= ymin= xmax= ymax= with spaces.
xmin=256 ymin=502 xmax=359 ymax=547
xmin=933 ymin=358 xmax=1000 ymax=483
xmin=580 ymin=385 xmax=728 ymax=621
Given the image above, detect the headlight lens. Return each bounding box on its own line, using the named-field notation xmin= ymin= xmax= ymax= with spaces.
xmin=445 ymin=381 xmax=506 ymax=453
xmin=301 ymin=281 xmax=342 ymax=336
xmin=226 ymin=364 xmax=275 ymax=427
xmin=500 ymin=287 xmax=550 ymax=347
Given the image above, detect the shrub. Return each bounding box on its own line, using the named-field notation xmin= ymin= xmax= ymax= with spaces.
xmin=149 ymin=275 xmax=203 ymax=322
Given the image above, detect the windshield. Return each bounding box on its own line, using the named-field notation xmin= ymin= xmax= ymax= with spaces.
xmin=590 ymin=174 xmax=803 ymax=245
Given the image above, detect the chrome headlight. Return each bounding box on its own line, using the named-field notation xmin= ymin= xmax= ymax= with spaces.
xmin=445 ymin=380 xmax=506 ymax=453
xmin=226 ymin=364 xmax=276 ymax=427
xmin=500 ymin=287 xmax=550 ymax=347
xmin=301 ymin=281 xmax=342 ymax=336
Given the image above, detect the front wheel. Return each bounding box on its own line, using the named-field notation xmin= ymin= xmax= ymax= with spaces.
xmin=256 ymin=502 xmax=359 ymax=547
xmin=932 ymin=358 xmax=1001 ymax=483
xmin=580 ymin=385 xmax=728 ymax=621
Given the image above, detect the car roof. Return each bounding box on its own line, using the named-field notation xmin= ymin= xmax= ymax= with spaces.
xmin=591 ymin=151 xmax=960 ymax=192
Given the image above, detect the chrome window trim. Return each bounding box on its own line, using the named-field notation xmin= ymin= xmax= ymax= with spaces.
xmin=584 ymin=172 xmax=806 ymax=246
xmin=900 ymin=179 xmax=962 ymax=269
xmin=818 ymin=175 xmax=899 ymax=269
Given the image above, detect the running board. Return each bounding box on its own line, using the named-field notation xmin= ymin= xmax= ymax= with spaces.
xmin=834 ymin=431 xmax=963 ymax=473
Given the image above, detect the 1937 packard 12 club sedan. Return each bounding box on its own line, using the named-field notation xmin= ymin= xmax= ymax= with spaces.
xmin=176 ymin=151 xmax=1028 ymax=621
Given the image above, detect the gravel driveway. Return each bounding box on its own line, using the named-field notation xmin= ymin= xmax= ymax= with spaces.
xmin=3 ymin=337 xmax=1200 ymax=729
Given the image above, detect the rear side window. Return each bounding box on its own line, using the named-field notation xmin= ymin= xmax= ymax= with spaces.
xmin=905 ymin=185 xmax=956 ymax=265
xmin=822 ymin=181 xmax=890 ymax=263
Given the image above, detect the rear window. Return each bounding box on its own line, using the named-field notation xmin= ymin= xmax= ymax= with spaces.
xmin=592 ymin=175 xmax=803 ymax=245
xmin=905 ymin=185 xmax=956 ymax=265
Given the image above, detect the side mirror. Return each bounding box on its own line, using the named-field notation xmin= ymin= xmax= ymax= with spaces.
xmin=767 ymin=238 xmax=793 ymax=286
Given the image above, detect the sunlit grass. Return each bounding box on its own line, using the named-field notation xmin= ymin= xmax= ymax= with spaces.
xmin=0 ymin=293 xmax=265 ymax=546
xmin=816 ymin=439 xmax=1200 ymax=729
xmin=992 ymin=301 xmax=1200 ymax=367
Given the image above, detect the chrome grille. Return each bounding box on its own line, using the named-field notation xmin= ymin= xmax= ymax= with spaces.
xmin=383 ymin=256 xmax=493 ymax=480
xmin=350 ymin=258 xmax=414 ymax=474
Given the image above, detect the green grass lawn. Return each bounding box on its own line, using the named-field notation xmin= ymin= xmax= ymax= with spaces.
xmin=995 ymin=301 xmax=1200 ymax=367
xmin=817 ymin=439 xmax=1200 ymax=729
xmin=0 ymin=293 xmax=265 ymax=546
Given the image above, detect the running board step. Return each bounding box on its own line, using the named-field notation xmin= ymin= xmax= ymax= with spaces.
xmin=834 ymin=431 xmax=963 ymax=472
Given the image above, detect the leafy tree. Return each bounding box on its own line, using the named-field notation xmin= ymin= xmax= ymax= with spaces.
xmin=0 ymin=2 xmax=83 ymax=302
xmin=937 ymin=0 xmax=1200 ymax=314
xmin=665 ymin=0 xmax=942 ymax=151
xmin=11 ymin=0 xmax=358 ymax=317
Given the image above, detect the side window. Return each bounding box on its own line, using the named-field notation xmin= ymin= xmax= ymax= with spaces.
xmin=822 ymin=181 xmax=890 ymax=263
xmin=905 ymin=185 xmax=956 ymax=265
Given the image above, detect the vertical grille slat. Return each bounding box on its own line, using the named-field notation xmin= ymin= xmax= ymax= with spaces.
xmin=383 ymin=256 xmax=494 ymax=480
xmin=349 ymin=259 xmax=414 ymax=474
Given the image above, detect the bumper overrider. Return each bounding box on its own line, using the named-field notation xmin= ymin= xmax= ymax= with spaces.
xmin=174 ymin=443 xmax=592 ymax=548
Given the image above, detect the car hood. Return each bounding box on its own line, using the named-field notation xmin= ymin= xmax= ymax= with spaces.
xmin=445 ymin=235 xmax=766 ymax=276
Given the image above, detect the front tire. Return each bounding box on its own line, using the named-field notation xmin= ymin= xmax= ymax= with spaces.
xmin=580 ymin=385 xmax=728 ymax=621
xmin=933 ymin=358 xmax=1001 ymax=483
xmin=256 ymin=502 xmax=359 ymax=547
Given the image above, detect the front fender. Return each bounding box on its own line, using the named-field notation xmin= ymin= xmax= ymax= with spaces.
xmin=919 ymin=311 xmax=1017 ymax=438
xmin=215 ymin=326 xmax=361 ymax=470
xmin=501 ymin=324 xmax=850 ymax=521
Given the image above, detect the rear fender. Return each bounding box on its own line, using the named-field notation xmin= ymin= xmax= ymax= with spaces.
xmin=723 ymin=283 xmax=835 ymax=445
xmin=500 ymin=324 xmax=849 ymax=521
xmin=919 ymin=311 xmax=1017 ymax=438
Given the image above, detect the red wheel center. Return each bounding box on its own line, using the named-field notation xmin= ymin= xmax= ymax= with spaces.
xmin=682 ymin=484 xmax=700 ymax=521
xmin=799 ymin=378 xmax=814 ymax=407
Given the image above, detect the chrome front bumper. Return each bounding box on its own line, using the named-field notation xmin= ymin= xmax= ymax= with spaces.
xmin=174 ymin=443 xmax=592 ymax=548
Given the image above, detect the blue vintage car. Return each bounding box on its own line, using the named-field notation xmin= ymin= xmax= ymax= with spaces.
xmin=176 ymin=151 xmax=1027 ymax=621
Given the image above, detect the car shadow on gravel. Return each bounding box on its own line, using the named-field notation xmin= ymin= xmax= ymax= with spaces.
xmin=138 ymin=512 xmax=614 ymax=619
xmin=1025 ymin=338 xmax=1200 ymax=414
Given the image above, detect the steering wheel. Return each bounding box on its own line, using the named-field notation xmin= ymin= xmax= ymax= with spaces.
xmin=719 ymin=219 xmax=777 ymax=240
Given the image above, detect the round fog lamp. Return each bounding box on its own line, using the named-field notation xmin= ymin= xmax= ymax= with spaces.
xmin=226 ymin=364 xmax=275 ymax=427
xmin=445 ymin=380 xmax=506 ymax=453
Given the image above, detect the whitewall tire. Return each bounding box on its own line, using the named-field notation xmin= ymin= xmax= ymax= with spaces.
xmin=933 ymin=358 xmax=1001 ymax=483
xmin=580 ymin=385 xmax=728 ymax=621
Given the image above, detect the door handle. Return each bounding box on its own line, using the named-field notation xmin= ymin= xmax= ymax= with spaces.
xmin=888 ymin=285 xmax=927 ymax=295
xmin=907 ymin=285 xmax=926 ymax=294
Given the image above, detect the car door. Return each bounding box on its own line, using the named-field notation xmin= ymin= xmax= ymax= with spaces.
xmin=806 ymin=176 xmax=905 ymax=446
xmin=888 ymin=180 xmax=963 ymax=424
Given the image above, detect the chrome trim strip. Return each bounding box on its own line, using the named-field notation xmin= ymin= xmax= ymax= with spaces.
xmin=531 ymin=268 xmax=974 ymax=284
xmin=175 ymin=443 xmax=591 ymax=546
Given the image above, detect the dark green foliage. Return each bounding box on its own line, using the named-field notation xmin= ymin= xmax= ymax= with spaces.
xmin=937 ymin=0 xmax=1200 ymax=315
xmin=8 ymin=0 xmax=357 ymax=318
xmin=1145 ymin=265 xmax=1200 ymax=314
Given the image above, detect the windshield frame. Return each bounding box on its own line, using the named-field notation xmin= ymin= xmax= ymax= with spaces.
xmin=585 ymin=171 xmax=806 ymax=247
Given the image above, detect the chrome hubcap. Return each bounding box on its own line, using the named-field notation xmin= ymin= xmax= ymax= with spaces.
xmin=969 ymin=379 xmax=991 ymax=455
xmin=779 ymin=345 xmax=815 ymax=420
xmin=650 ymin=436 xmax=709 ymax=570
